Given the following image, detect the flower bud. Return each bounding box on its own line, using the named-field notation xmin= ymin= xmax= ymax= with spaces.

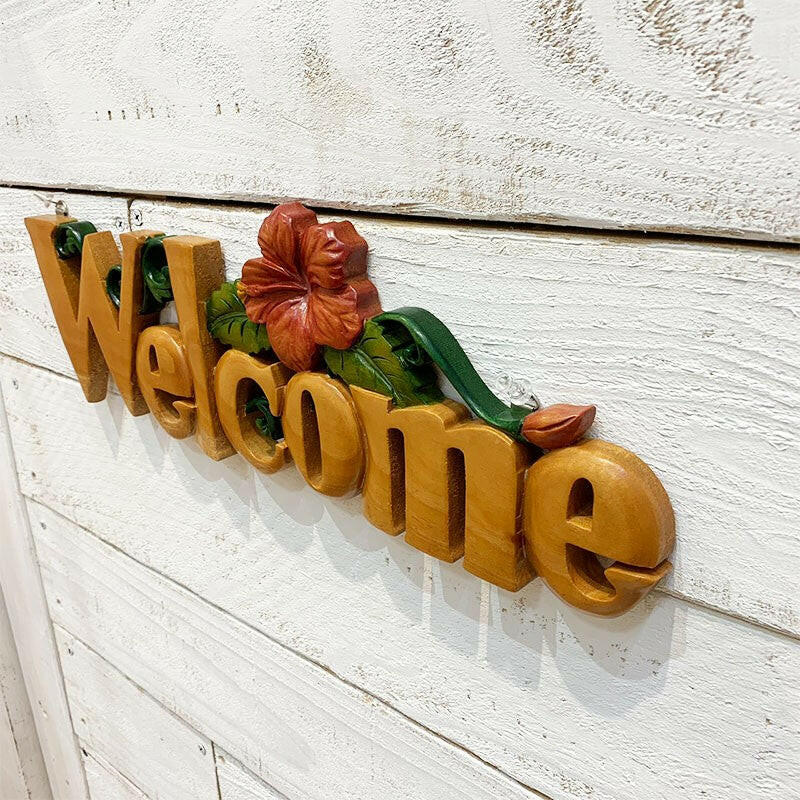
xmin=521 ymin=404 xmax=596 ymax=449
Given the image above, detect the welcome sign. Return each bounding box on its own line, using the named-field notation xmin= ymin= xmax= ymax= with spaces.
xmin=25 ymin=204 xmax=674 ymax=616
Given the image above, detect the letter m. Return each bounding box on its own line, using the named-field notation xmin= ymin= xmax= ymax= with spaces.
xmin=25 ymin=215 xmax=160 ymax=415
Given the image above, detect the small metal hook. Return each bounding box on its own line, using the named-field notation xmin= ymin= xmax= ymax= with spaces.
xmin=32 ymin=192 xmax=69 ymax=216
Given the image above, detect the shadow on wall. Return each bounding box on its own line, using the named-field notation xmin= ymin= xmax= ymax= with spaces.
xmin=93 ymin=383 xmax=684 ymax=719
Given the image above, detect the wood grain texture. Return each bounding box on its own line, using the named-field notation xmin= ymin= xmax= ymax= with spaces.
xmin=54 ymin=629 xmax=219 ymax=800
xmin=82 ymin=753 xmax=150 ymax=800
xmin=0 ymin=587 xmax=51 ymax=800
xmin=2 ymin=187 xmax=798 ymax=634
xmin=30 ymin=502 xmax=547 ymax=800
xmin=215 ymin=750 xmax=290 ymax=800
xmin=1 ymin=1 xmax=798 ymax=240
xmin=16 ymin=403 xmax=800 ymax=799
xmin=0 ymin=382 xmax=89 ymax=800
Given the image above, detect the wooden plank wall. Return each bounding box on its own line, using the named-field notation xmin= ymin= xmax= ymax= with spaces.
xmin=0 ymin=587 xmax=51 ymax=800
xmin=0 ymin=0 xmax=798 ymax=240
xmin=0 ymin=2 xmax=798 ymax=797
xmin=0 ymin=185 xmax=798 ymax=799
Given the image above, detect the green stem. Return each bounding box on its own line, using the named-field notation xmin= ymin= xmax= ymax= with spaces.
xmin=374 ymin=307 xmax=539 ymax=442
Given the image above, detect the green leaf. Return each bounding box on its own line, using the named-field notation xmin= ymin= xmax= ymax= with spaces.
xmin=105 ymin=265 xmax=123 ymax=308
xmin=141 ymin=235 xmax=173 ymax=307
xmin=245 ymin=392 xmax=283 ymax=442
xmin=54 ymin=221 xmax=97 ymax=258
xmin=103 ymin=235 xmax=172 ymax=313
xmin=139 ymin=235 xmax=173 ymax=313
xmin=206 ymin=281 xmax=271 ymax=355
xmin=324 ymin=319 xmax=442 ymax=407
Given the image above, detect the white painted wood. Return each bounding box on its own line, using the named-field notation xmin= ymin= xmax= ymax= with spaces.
xmin=0 ymin=697 xmax=28 ymax=800
xmin=0 ymin=188 xmax=130 ymax=381
xmin=2 ymin=187 xmax=799 ymax=635
xmin=0 ymin=381 xmax=89 ymax=799
xmin=28 ymin=487 xmax=800 ymax=798
xmin=82 ymin=753 xmax=149 ymax=800
xmin=215 ymin=750 xmax=289 ymax=800
xmin=0 ymin=586 xmax=51 ymax=800
xmin=1 ymin=1 xmax=799 ymax=240
xmin=30 ymin=502 xmax=547 ymax=800
xmin=54 ymin=629 xmax=218 ymax=800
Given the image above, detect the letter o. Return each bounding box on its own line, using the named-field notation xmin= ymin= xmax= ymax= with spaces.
xmin=282 ymin=372 xmax=365 ymax=496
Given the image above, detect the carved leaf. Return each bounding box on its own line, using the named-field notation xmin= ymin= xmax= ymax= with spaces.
xmin=206 ymin=281 xmax=271 ymax=355
xmin=245 ymin=390 xmax=284 ymax=443
xmin=324 ymin=319 xmax=442 ymax=407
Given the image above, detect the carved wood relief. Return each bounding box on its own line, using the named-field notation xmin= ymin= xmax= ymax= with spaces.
xmin=25 ymin=205 xmax=675 ymax=617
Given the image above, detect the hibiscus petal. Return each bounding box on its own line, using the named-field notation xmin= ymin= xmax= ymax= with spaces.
xmin=301 ymin=221 xmax=368 ymax=290
xmin=241 ymin=256 xmax=305 ymax=295
xmin=266 ymin=296 xmax=321 ymax=372
xmin=308 ymin=282 xmax=382 ymax=350
xmin=241 ymin=257 xmax=306 ymax=323
xmin=257 ymin=203 xmax=318 ymax=271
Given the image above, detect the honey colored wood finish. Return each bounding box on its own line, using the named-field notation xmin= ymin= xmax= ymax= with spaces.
xmin=23 ymin=205 xmax=675 ymax=608
xmin=161 ymin=236 xmax=234 ymax=461
xmin=524 ymin=439 xmax=675 ymax=616
xmin=24 ymin=215 xmax=159 ymax=415
xmin=214 ymin=349 xmax=293 ymax=474
xmin=351 ymin=387 xmax=533 ymax=591
xmin=135 ymin=326 xmax=196 ymax=440
xmin=282 ymin=372 xmax=365 ymax=497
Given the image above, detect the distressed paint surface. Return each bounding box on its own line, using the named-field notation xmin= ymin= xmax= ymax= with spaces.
xmin=0 ymin=588 xmax=51 ymax=800
xmin=82 ymin=754 xmax=150 ymax=800
xmin=216 ymin=751 xmax=290 ymax=800
xmin=55 ymin=629 xmax=219 ymax=800
xmin=0 ymin=164 xmax=798 ymax=797
xmin=0 ymin=367 xmax=89 ymax=800
xmin=35 ymin=504 xmax=546 ymax=800
xmin=27 ymin=494 xmax=800 ymax=800
xmin=1 ymin=0 xmax=799 ymax=239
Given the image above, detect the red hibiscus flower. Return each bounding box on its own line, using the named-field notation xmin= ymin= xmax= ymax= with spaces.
xmin=240 ymin=203 xmax=382 ymax=372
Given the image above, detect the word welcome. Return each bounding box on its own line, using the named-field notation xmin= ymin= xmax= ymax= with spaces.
xmin=26 ymin=214 xmax=674 ymax=616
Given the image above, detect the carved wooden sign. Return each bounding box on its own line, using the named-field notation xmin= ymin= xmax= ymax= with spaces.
xmin=25 ymin=204 xmax=675 ymax=616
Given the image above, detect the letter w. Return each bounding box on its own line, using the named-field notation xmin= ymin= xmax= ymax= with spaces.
xmin=25 ymin=215 xmax=160 ymax=415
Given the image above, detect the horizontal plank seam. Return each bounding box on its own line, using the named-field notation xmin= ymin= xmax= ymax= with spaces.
xmin=41 ymin=524 xmax=553 ymax=800
xmin=215 ymin=748 xmax=289 ymax=800
xmin=55 ymin=624 xmax=214 ymax=746
xmin=210 ymin=742 xmax=223 ymax=800
xmin=6 ymin=352 xmax=800 ymax=644
xmin=0 ymin=351 xmax=85 ymax=388
xmin=81 ymin=748 xmax=151 ymax=799
xmin=4 ymin=181 xmax=800 ymax=252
